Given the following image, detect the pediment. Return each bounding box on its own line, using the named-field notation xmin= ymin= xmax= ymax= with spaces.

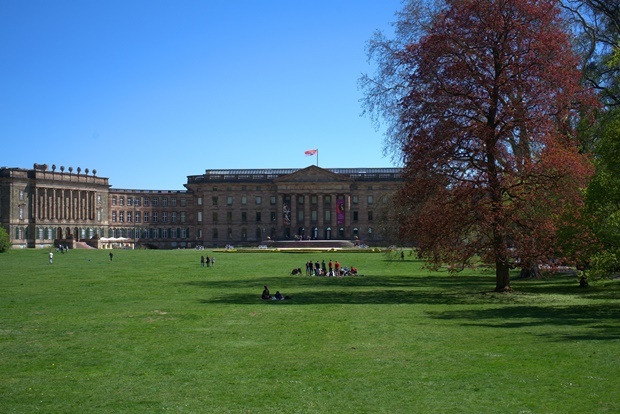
xmin=275 ymin=165 xmax=351 ymax=183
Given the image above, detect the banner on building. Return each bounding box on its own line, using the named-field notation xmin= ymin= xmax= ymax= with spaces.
xmin=336 ymin=197 xmax=345 ymax=225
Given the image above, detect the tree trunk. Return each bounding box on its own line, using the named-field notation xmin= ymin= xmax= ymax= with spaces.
xmin=519 ymin=258 xmax=541 ymax=278
xmin=495 ymin=260 xmax=512 ymax=292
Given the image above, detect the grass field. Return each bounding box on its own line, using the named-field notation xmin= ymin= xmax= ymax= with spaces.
xmin=1 ymin=248 xmax=619 ymax=413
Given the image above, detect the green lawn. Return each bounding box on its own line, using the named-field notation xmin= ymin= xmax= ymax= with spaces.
xmin=1 ymin=249 xmax=618 ymax=413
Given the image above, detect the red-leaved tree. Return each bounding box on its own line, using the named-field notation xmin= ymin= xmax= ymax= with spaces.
xmin=366 ymin=0 xmax=597 ymax=291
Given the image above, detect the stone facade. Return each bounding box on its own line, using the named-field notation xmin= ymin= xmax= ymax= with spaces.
xmin=0 ymin=166 xmax=110 ymax=249
xmin=107 ymin=189 xmax=195 ymax=249
xmin=0 ymin=164 xmax=402 ymax=249
xmin=186 ymin=166 xmax=402 ymax=247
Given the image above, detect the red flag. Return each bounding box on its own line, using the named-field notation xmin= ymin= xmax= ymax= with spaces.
xmin=304 ymin=149 xmax=317 ymax=156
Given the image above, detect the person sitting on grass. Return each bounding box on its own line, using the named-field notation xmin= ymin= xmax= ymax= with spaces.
xmin=261 ymin=285 xmax=271 ymax=300
xmin=275 ymin=291 xmax=283 ymax=300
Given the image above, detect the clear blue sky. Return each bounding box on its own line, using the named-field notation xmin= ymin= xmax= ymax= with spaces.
xmin=1 ymin=0 xmax=402 ymax=190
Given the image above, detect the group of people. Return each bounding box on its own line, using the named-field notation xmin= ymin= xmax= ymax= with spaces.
xmin=261 ymin=285 xmax=288 ymax=301
xmin=200 ymin=255 xmax=215 ymax=267
xmin=296 ymin=259 xmax=358 ymax=277
xmin=56 ymin=245 xmax=69 ymax=253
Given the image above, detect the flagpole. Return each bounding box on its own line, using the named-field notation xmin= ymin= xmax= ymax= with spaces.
xmin=316 ymin=149 xmax=319 ymax=167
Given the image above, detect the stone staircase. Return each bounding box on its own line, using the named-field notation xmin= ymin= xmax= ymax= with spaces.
xmin=265 ymin=240 xmax=355 ymax=249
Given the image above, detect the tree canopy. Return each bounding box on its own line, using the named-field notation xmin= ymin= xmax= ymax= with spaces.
xmin=363 ymin=0 xmax=597 ymax=291
xmin=0 ymin=227 xmax=10 ymax=253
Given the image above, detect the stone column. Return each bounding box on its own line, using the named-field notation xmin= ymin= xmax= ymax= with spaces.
xmin=78 ymin=190 xmax=83 ymax=220
xmin=37 ymin=189 xmax=42 ymax=220
xmin=276 ymin=194 xmax=283 ymax=231
xmin=304 ymin=194 xmax=310 ymax=234
xmin=317 ymin=194 xmax=324 ymax=239
xmin=346 ymin=194 xmax=351 ymax=237
xmin=290 ymin=194 xmax=297 ymax=231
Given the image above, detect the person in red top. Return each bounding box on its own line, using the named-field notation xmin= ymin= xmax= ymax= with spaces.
xmin=328 ymin=260 xmax=333 ymax=275
xmin=335 ymin=261 xmax=340 ymax=276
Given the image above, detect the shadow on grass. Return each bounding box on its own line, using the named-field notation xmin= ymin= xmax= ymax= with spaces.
xmin=427 ymin=303 xmax=620 ymax=341
xmin=198 ymin=288 xmax=489 ymax=306
xmin=191 ymin=274 xmax=501 ymax=306
xmin=184 ymin=274 xmax=494 ymax=290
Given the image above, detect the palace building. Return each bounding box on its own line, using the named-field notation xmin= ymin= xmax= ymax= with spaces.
xmin=0 ymin=164 xmax=402 ymax=249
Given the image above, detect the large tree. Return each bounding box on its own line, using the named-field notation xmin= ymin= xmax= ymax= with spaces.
xmin=363 ymin=0 xmax=596 ymax=291
xmin=563 ymin=0 xmax=620 ymax=107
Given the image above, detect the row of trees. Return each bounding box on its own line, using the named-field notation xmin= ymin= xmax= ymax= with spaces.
xmin=362 ymin=0 xmax=620 ymax=291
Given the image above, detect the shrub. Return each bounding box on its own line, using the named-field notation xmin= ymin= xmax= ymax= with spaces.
xmin=0 ymin=227 xmax=10 ymax=253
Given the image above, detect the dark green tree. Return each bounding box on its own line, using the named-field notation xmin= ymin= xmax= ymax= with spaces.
xmin=0 ymin=227 xmax=11 ymax=253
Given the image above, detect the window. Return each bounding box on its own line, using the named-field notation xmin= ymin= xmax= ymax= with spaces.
xmin=134 ymin=197 xmax=140 ymax=206
xmin=127 ymin=212 xmax=132 ymax=222
xmin=213 ymin=212 xmax=219 ymax=223
xmin=127 ymin=197 xmax=133 ymax=206
xmin=311 ymin=211 xmax=317 ymax=222
xmin=298 ymin=195 xmax=304 ymax=204
xmin=152 ymin=198 xmax=159 ymax=207
xmin=368 ymin=211 xmax=373 ymax=221
xmin=297 ymin=210 xmax=304 ymax=221
xmin=112 ymin=212 xmax=117 ymax=222
xmin=311 ymin=195 xmax=317 ymax=204
xmin=162 ymin=197 xmax=168 ymax=207
xmin=256 ymin=212 xmax=261 ymax=222
xmin=135 ymin=212 xmax=141 ymax=223
xmin=112 ymin=196 xmax=117 ymax=206
xmin=271 ymin=211 xmax=276 ymax=222
xmin=171 ymin=197 xmax=177 ymax=207
xmin=227 ymin=196 xmax=233 ymax=206
xmin=382 ymin=195 xmax=388 ymax=203
xmin=162 ymin=212 xmax=168 ymax=222
xmin=143 ymin=197 xmax=150 ymax=206
xmin=197 ymin=197 xmax=202 ymax=206
xmin=324 ymin=195 xmax=331 ymax=204
xmin=352 ymin=195 xmax=359 ymax=204
xmin=353 ymin=211 xmax=359 ymax=221
xmin=256 ymin=196 xmax=262 ymax=205
xmin=241 ymin=196 xmax=247 ymax=205
xmin=153 ymin=212 xmax=158 ymax=222
xmin=19 ymin=207 xmax=24 ymax=220
xmin=227 ymin=212 xmax=232 ymax=223
xmin=119 ymin=197 xmax=125 ymax=206
xmin=144 ymin=212 xmax=149 ymax=222
xmin=180 ymin=198 xmax=187 ymax=207
xmin=367 ymin=196 xmax=374 ymax=204
xmin=19 ymin=190 xmax=25 ymax=200
xmin=212 ymin=196 xmax=218 ymax=206
xmin=196 ymin=212 xmax=201 ymax=222
xmin=241 ymin=212 xmax=247 ymax=223
xmin=172 ymin=212 xmax=177 ymax=222
xmin=325 ymin=210 xmax=331 ymax=222
xmin=180 ymin=212 xmax=186 ymax=222
xmin=270 ymin=196 xmax=276 ymax=205
xmin=98 ymin=194 xmax=102 ymax=205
